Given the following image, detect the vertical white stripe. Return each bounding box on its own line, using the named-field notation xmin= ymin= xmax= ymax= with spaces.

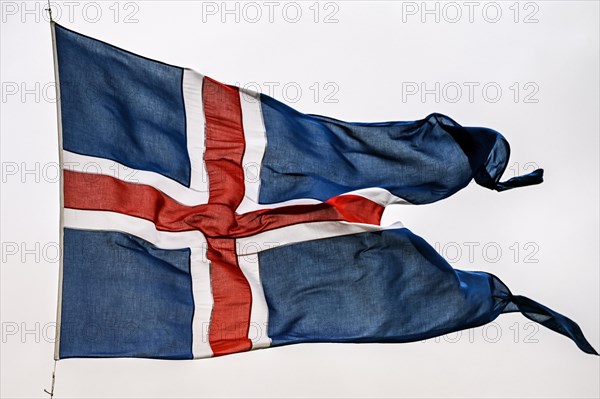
xmin=190 ymin=248 xmax=214 ymax=358
xmin=182 ymin=69 xmax=209 ymax=195
xmin=237 ymin=87 xmax=268 ymax=213
xmin=237 ymin=221 xmax=405 ymax=255
xmin=238 ymin=252 xmax=271 ymax=350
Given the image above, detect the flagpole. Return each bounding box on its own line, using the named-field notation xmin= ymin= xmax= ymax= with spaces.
xmin=46 ymin=1 xmax=63 ymax=397
xmin=43 ymin=360 xmax=57 ymax=399
xmin=46 ymin=0 xmax=53 ymax=22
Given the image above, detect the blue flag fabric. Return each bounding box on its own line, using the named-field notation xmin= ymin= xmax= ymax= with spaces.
xmin=259 ymin=97 xmax=543 ymax=205
xmin=52 ymin=22 xmax=596 ymax=360
xmin=259 ymin=228 xmax=597 ymax=355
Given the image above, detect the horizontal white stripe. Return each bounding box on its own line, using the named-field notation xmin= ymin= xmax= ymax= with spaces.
xmin=238 ymin=253 xmax=271 ymax=350
xmin=235 ymin=187 xmax=411 ymax=214
xmin=63 ymin=209 xmax=213 ymax=358
xmin=182 ymin=69 xmax=209 ymax=194
xmin=63 ymin=151 xmax=209 ymax=206
xmin=237 ymin=196 xmax=322 ymax=213
xmin=237 ymin=221 xmax=404 ymax=256
xmin=340 ymin=187 xmax=411 ymax=206
xmin=64 ymin=208 xmax=204 ymax=247
xmin=237 ymin=188 xmax=410 ymax=214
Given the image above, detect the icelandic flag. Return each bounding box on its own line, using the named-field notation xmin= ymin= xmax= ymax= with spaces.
xmin=51 ymin=22 xmax=597 ymax=360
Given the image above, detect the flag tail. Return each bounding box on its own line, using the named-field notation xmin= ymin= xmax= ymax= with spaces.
xmin=490 ymin=273 xmax=598 ymax=355
xmin=494 ymin=169 xmax=544 ymax=191
xmin=435 ymin=114 xmax=544 ymax=193
xmin=502 ymin=294 xmax=598 ymax=355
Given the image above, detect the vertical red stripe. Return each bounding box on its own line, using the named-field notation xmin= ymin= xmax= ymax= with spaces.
xmin=203 ymin=76 xmax=246 ymax=208
xmin=203 ymin=76 xmax=253 ymax=356
xmin=205 ymin=238 xmax=252 ymax=355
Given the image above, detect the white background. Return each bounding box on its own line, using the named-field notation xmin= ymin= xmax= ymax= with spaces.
xmin=1 ymin=1 xmax=599 ymax=397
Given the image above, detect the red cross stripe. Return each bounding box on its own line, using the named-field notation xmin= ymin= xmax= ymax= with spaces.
xmin=63 ymin=76 xmax=385 ymax=356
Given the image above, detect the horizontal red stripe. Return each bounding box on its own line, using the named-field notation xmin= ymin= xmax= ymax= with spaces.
xmin=63 ymin=169 xmax=212 ymax=232
xmin=232 ymin=195 xmax=384 ymax=237
xmin=64 ymin=170 xmax=384 ymax=237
